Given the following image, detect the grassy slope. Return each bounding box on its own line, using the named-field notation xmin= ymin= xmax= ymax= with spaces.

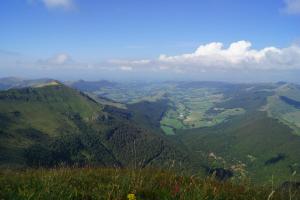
xmin=0 ymin=167 xmax=296 ymax=200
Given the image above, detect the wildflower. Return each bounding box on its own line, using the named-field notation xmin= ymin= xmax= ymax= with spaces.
xmin=127 ymin=193 xmax=136 ymax=200
xmin=172 ymin=183 xmax=180 ymax=197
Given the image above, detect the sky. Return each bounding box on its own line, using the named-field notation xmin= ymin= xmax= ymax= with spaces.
xmin=0 ymin=0 xmax=300 ymax=82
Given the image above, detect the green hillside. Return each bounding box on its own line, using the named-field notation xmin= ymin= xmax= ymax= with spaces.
xmin=178 ymin=111 xmax=300 ymax=184
xmin=0 ymin=83 xmax=190 ymax=170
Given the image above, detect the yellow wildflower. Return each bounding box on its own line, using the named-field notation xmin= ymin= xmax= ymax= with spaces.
xmin=127 ymin=193 xmax=136 ymax=200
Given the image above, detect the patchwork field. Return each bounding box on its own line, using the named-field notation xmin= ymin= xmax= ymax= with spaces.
xmin=160 ymin=94 xmax=246 ymax=135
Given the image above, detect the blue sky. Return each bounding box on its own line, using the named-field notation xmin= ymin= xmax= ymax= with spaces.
xmin=1 ymin=0 xmax=300 ymax=82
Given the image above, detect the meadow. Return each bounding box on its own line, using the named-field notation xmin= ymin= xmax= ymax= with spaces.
xmin=0 ymin=167 xmax=298 ymax=200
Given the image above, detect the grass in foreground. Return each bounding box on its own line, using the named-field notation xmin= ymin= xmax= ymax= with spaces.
xmin=0 ymin=167 xmax=298 ymax=200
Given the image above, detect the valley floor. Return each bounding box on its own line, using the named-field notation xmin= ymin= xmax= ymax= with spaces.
xmin=0 ymin=167 xmax=298 ymax=200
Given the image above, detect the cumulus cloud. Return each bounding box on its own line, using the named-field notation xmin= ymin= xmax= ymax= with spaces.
xmin=283 ymin=0 xmax=300 ymax=14
xmin=113 ymin=41 xmax=300 ymax=73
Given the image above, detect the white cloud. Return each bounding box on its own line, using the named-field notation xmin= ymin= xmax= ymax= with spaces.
xmin=35 ymin=53 xmax=77 ymax=69
xmin=113 ymin=41 xmax=300 ymax=73
xmin=283 ymin=0 xmax=300 ymax=14
xmin=45 ymin=53 xmax=72 ymax=65
xmin=32 ymin=0 xmax=74 ymax=9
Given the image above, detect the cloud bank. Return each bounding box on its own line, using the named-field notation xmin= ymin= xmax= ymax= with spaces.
xmin=112 ymin=41 xmax=300 ymax=73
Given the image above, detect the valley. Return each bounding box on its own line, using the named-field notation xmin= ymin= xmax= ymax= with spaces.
xmin=1 ymin=78 xmax=300 ymax=186
xmin=69 ymin=80 xmax=300 ymax=184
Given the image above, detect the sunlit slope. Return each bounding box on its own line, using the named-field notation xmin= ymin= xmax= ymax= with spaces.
xmin=0 ymin=82 xmax=102 ymax=135
xmin=0 ymin=82 xmax=108 ymax=167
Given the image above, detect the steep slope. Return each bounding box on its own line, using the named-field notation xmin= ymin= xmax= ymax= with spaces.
xmin=103 ymin=99 xmax=197 ymax=171
xmin=0 ymin=83 xmax=191 ymax=169
xmin=126 ymin=99 xmax=170 ymax=133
